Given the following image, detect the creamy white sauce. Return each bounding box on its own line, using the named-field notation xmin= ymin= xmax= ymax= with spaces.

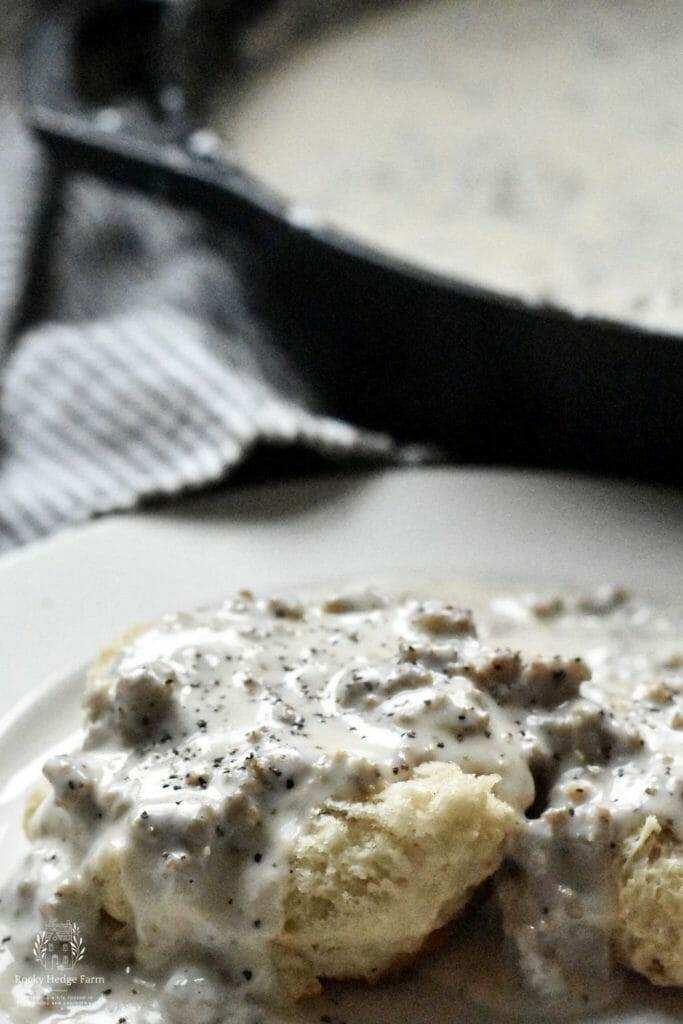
xmin=1 ymin=581 xmax=682 ymax=1023
xmin=215 ymin=0 xmax=683 ymax=333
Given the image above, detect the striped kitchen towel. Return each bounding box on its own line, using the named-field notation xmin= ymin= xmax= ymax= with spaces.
xmin=0 ymin=5 xmax=409 ymax=552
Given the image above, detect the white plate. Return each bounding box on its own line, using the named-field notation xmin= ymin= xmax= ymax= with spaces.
xmin=1 ymin=467 xmax=682 ymax=1023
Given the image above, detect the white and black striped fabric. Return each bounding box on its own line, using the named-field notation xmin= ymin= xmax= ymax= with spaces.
xmin=0 ymin=5 xmax=407 ymax=552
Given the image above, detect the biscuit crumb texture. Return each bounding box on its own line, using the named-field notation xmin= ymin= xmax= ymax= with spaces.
xmin=615 ymin=816 xmax=683 ymax=987
xmin=273 ymin=761 xmax=516 ymax=998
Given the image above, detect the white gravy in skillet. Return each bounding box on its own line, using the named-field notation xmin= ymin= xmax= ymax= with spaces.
xmin=215 ymin=0 xmax=683 ymax=333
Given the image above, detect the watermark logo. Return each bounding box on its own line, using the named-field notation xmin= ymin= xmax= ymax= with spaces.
xmin=11 ymin=921 xmax=105 ymax=1008
xmin=33 ymin=921 xmax=86 ymax=970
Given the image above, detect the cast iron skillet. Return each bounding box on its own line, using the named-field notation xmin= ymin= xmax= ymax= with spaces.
xmin=24 ymin=0 xmax=683 ymax=484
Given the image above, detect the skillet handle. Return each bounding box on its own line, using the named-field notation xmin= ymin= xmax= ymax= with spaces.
xmin=24 ymin=0 xmax=196 ymax=164
xmin=16 ymin=0 xmax=260 ymax=337
xmin=22 ymin=0 xmax=271 ymax=213
xmin=26 ymin=1 xmax=179 ymax=118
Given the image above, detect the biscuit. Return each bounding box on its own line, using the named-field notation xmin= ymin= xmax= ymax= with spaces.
xmin=273 ymin=761 xmax=517 ymax=998
xmin=615 ymin=816 xmax=683 ymax=987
